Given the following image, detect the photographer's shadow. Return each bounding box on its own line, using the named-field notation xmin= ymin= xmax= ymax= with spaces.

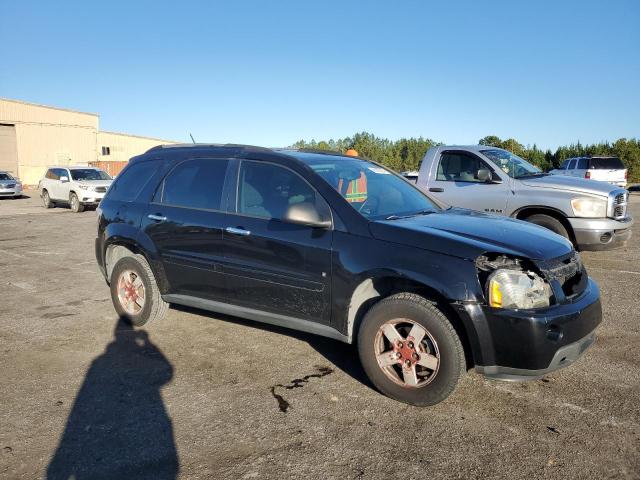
xmin=47 ymin=319 xmax=179 ymax=480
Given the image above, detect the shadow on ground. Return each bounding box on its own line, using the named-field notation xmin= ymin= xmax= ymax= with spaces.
xmin=47 ymin=319 xmax=179 ymax=480
xmin=171 ymin=304 xmax=373 ymax=390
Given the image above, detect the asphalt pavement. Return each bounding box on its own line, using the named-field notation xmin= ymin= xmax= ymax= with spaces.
xmin=1 ymin=192 xmax=638 ymax=479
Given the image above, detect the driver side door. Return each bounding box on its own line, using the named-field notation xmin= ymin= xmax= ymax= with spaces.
xmin=426 ymin=150 xmax=509 ymax=215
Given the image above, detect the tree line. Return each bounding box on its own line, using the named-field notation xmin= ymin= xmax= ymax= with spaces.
xmin=291 ymin=132 xmax=640 ymax=182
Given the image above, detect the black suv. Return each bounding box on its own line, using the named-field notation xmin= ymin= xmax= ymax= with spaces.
xmin=96 ymin=145 xmax=602 ymax=406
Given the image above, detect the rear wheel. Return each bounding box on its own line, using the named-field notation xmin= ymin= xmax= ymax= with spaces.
xmin=357 ymin=293 xmax=466 ymax=406
xmin=524 ymin=213 xmax=569 ymax=240
xmin=70 ymin=192 xmax=84 ymax=213
xmin=110 ymin=254 xmax=168 ymax=327
xmin=42 ymin=190 xmax=53 ymax=208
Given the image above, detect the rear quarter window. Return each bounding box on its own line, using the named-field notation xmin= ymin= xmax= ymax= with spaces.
xmin=106 ymin=161 xmax=159 ymax=202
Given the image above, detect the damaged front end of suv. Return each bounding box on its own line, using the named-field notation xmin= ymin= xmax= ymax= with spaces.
xmin=462 ymin=251 xmax=600 ymax=381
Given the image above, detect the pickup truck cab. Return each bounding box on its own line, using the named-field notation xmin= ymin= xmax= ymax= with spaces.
xmin=96 ymin=145 xmax=602 ymax=406
xmin=416 ymin=145 xmax=633 ymax=251
xmin=549 ymin=156 xmax=627 ymax=188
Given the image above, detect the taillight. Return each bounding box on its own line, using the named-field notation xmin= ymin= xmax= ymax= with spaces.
xmin=585 ymin=171 xmax=591 ymax=179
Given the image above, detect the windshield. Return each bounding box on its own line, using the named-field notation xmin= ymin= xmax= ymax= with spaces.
xmin=0 ymin=173 xmax=15 ymax=181
xmin=70 ymin=169 xmax=112 ymax=181
xmin=481 ymin=149 xmax=543 ymax=178
xmin=302 ymin=156 xmax=439 ymax=220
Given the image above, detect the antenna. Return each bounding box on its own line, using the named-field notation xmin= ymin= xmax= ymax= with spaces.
xmin=189 ymin=133 xmax=196 ymax=144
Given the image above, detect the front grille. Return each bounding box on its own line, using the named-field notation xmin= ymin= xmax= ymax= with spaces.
xmin=537 ymin=251 xmax=588 ymax=300
xmin=610 ymin=191 xmax=628 ymax=219
xmin=94 ymin=187 xmax=107 ymax=193
xmin=1 ymin=183 xmax=16 ymax=189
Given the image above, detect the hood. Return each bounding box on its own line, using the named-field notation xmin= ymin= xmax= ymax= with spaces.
xmin=520 ymin=174 xmax=616 ymax=196
xmin=76 ymin=180 xmax=113 ymax=187
xmin=369 ymin=208 xmax=573 ymax=260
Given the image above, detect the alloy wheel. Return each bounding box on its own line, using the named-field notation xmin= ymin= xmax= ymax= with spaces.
xmin=373 ymin=318 xmax=440 ymax=388
xmin=117 ymin=270 xmax=146 ymax=315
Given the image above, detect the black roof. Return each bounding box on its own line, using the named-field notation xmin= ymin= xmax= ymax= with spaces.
xmin=144 ymin=144 xmax=367 ymax=163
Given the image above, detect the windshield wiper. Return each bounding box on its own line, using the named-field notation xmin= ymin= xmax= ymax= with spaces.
xmin=515 ymin=172 xmax=549 ymax=179
xmin=385 ymin=209 xmax=435 ymax=220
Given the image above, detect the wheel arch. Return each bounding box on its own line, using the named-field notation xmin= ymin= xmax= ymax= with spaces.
xmin=347 ymin=274 xmax=475 ymax=369
xmin=103 ymin=236 xmax=169 ymax=293
xmin=512 ymin=205 xmax=576 ymax=243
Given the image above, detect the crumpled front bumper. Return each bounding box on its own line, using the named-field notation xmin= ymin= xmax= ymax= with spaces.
xmin=453 ymin=278 xmax=602 ymax=381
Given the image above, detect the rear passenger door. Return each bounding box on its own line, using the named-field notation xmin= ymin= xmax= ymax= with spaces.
xmin=222 ymin=160 xmax=333 ymax=324
xmin=142 ymin=157 xmax=233 ymax=301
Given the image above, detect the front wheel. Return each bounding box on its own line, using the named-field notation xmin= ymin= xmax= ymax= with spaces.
xmin=42 ymin=190 xmax=53 ymax=208
xmin=70 ymin=193 xmax=84 ymax=213
xmin=524 ymin=214 xmax=570 ymax=240
xmin=110 ymin=254 xmax=169 ymax=327
xmin=357 ymin=293 xmax=466 ymax=406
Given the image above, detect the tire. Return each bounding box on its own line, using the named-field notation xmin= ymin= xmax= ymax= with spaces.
xmin=524 ymin=213 xmax=569 ymax=240
xmin=110 ymin=254 xmax=169 ymax=327
xmin=42 ymin=190 xmax=53 ymax=208
xmin=357 ymin=293 xmax=466 ymax=406
xmin=70 ymin=192 xmax=84 ymax=213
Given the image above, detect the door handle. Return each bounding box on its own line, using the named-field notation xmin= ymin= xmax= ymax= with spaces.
xmin=148 ymin=214 xmax=167 ymax=222
xmin=225 ymin=227 xmax=251 ymax=236
xmin=429 ymin=187 xmax=444 ymax=192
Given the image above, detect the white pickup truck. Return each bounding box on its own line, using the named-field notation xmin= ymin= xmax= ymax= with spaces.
xmin=413 ymin=145 xmax=633 ymax=251
xmin=549 ymin=156 xmax=627 ymax=188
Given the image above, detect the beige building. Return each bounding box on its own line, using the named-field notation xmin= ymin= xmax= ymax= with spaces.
xmin=0 ymin=98 xmax=177 ymax=185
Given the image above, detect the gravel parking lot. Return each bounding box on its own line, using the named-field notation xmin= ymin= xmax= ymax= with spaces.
xmin=1 ymin=192 xmax=639 ymax=479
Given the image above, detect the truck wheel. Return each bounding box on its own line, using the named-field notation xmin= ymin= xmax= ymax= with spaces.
xmin=110 ymin=254 xmax=169 ymax=327
xmin=357 ymin=293 xmax=466 ymax=406
xmin=525 ymin=214 xmax=569 ymax=239
xmin=70 ymin=193 xmax=84 ymax=213
xmin=42 ymin=190 xmax=53 ymax=208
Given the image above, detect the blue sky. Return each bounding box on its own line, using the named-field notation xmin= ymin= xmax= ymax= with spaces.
xmin=1 ymin=0 xmax=638 ymax=150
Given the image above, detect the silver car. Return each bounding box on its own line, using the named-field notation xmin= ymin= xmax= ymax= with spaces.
xmin=0 ymin=171 xmax=22 ymax=199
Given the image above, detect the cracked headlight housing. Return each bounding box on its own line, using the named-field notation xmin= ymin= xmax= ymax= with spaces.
xmin=488 ymin=269 xmax=552 ymax=309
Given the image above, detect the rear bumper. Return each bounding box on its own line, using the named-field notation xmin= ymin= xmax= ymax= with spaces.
xmin=569 ymin=216 xmax=633 ymax=251
xmin=454 ymin=278 xmax=602 ymax=380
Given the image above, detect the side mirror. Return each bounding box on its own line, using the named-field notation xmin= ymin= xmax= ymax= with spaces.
xmin=59 ymin=176 xmax=69 ymax=183
xmin=284 ymin=202 xmax=332 ymax=229
xmin=477 ymin=169 xmax=501 ymax=183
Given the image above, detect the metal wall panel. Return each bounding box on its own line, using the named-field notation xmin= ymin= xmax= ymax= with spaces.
xmin=0 ymin=124 xmax=18 ymax=175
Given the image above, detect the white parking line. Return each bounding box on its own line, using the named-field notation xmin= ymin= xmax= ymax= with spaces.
xmin=590 ymin=267 xmax=640 ymax=275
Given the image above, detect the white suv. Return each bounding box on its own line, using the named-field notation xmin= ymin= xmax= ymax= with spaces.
xmin=549 ymin=156 xmax=627 ymax=188
xmin=39 ymin=166 xmax=113 ymax=212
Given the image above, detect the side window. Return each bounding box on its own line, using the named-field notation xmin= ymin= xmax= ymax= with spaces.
xmin=108 ymin=161 xmax=159 ymax=202
xmin=559 ymin=160 xmax=570 ymax=170
xmin=568 ymin=159 xmax=577 ymax=170
xmin=46 ymin=169 xmax=57 ymax=180
xmin=436 ymin=152 xmax=492 ymax=182
xmin=160 ymin=158 xmax=229 ymax=210
xmin=237 ymin=161 xmax=327 ymax=221
xmin=577 ymin=158 xmax=588 ymax=169
xmin=56 ymin=168 xmax=68 ymax=179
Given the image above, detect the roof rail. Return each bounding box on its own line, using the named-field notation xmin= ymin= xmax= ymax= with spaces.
xmin=144 ymin=143 xmax=274 ymax=154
